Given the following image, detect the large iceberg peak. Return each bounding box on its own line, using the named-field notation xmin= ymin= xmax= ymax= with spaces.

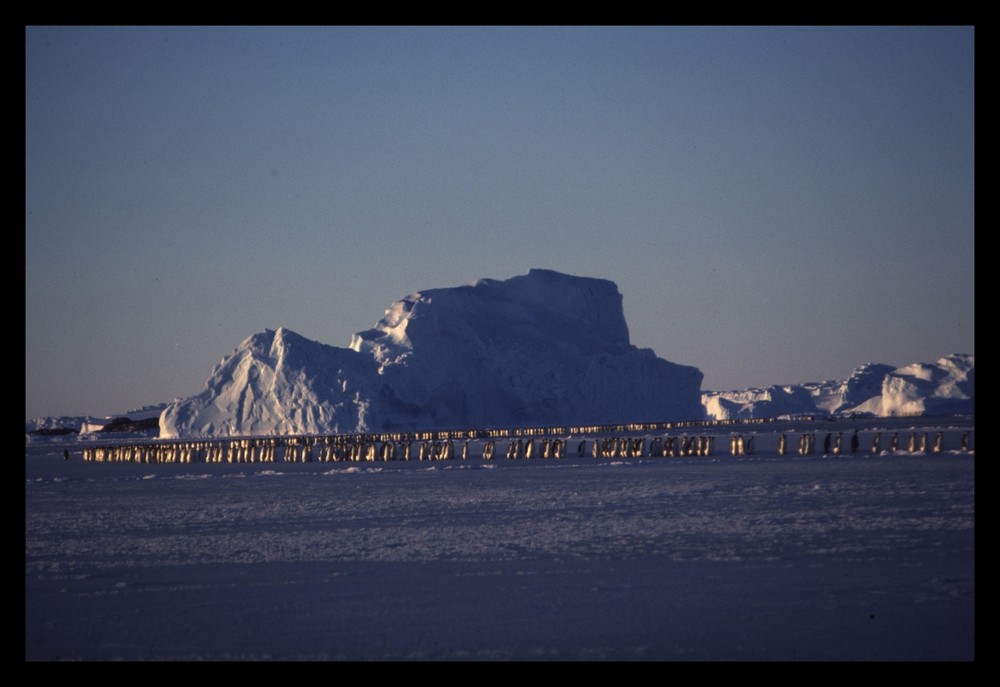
xmin=352 ymin=268 xmax=630 ymax=360
xmin=161 ymin=270 xmax=704 ymax=437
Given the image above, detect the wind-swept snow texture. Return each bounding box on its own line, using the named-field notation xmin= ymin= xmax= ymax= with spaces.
xmin=160 ymin=270 xmax=704 ymax=438
xmin=25 ymin=421 xmax=975 ymax=661
xmin=703 ymin=354 xmax=973 ymax=420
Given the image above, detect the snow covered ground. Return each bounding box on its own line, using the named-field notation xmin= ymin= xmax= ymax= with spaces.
xmin=26 ymin=417 xmax=974 ymax=661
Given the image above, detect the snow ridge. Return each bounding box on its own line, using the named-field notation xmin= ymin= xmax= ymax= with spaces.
xmin=702 ymin=354 xmax=974 ymax=420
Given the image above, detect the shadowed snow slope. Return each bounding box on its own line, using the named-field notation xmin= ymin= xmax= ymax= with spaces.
xmin=160 ymin=269 xmax=705 ymax=438
xmin=702 ymin=354 xmax=974 ymax=420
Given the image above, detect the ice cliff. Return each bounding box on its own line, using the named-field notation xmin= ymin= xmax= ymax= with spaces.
xmin=159 ymin=269 xmax=705 ymax=438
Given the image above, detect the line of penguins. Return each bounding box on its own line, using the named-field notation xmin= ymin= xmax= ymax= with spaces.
xmin=78 ymin=428 xmax=972 ymax=464
xmin=74 ymin=415 xmax=797 ymax=464
xmin=775 ymin=429 xmax=973 ymax=456
xmin=80 ymin=436 xmax=461 ymax=464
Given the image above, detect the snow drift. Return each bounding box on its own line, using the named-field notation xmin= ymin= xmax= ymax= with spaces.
xmin=702 ymin=354 xmax=974 ymax=420
xmin=160 ymin=269 xmax=705 ymax=438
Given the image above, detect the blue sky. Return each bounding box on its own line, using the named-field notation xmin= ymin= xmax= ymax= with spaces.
xmin=26 ymin=26 xmax=974 ymax=420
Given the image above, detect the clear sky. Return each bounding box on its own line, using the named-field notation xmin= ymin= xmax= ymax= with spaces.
xmin=26 ymin=26 xmax=974 ymax=420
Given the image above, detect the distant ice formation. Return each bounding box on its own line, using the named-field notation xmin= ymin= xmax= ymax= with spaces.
xmin=159 ymin=269 xmax=705 ymax=438
xmin=701 ymin=354 xmax=974 ymax=420
xmin=27 ymin=270 xmax=973 ymax=439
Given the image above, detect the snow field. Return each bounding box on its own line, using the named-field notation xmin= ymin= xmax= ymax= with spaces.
xmin=26 ymin=418 xmax=974 ymax=660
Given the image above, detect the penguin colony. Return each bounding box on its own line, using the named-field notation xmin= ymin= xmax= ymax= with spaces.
xmin=77 ymin=423 xmax=972 ymax=464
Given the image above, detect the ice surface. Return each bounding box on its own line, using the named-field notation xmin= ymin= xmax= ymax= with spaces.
xmin=26 ymin=417 xmax=974 ymax=661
